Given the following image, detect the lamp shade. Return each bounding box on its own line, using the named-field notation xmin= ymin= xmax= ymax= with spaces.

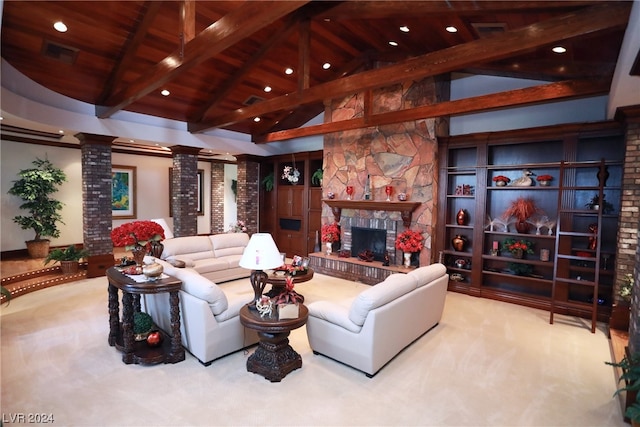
xmin=239 ymin=233 xmax=283 ymax=270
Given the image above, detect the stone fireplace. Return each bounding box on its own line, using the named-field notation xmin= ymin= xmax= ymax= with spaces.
xmin=342 ymin=217 xmax=398 ymax=262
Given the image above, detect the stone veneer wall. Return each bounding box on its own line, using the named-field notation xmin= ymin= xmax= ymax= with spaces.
xmin=322 ymin=77 xmax=448 ymax=265
xmin=620 ymin=121 xmax=640 ymax=354
xmin=210 ymin=163 xmax=225 ymax=233
xmin=236 ymin=156 xmax=260 ymax=234
xmin=170 ymin=146 xmax=200 ymax=237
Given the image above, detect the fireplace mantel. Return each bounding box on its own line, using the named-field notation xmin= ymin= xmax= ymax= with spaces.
xmin=322 ymin=199 xmax=421 ymax=227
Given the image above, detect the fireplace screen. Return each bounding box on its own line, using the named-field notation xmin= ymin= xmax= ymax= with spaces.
xmin=351 ymin=227 xmax=387 ymax=262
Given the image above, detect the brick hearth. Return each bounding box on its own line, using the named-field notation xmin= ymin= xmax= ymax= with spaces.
xmin=309 ymin=252 xmax=409 ymax=285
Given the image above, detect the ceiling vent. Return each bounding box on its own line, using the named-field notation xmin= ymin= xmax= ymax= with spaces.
xmin=243 ymin=95 xmax=265 ymax=106
xmin=41 ymin=40 xmax=79 ymax=64
xmin=471 ymin=23 xmax=507 ymax=38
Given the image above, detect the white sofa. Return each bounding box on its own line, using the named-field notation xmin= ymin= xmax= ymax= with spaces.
xmin=142 ymin=257 xmax=259 ymax=365
xmin=160 ymin=233 xmax=251 ymax=283
xmin=305 ymin=263 xmax=448 ymax=377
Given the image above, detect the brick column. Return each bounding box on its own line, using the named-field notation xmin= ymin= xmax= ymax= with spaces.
xmin=170 ymin=146 xmax=201 ymax=237
xmin=615 ymin=106 xmax=640 ymax=354
xmin=235 ymin=155 xmax=260 ymax=235
xmin=210 ymin=162 xmax=225 ymax=233
xmin=76 ymin=133 xmax=116 ymax=278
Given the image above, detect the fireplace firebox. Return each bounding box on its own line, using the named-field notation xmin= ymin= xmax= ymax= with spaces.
xmin=351 ymin=227 xmax=387 ymax=262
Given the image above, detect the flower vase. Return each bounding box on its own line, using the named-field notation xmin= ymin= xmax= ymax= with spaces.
xmin=131 ymin=245 xmax=146 ymax=266
xmin=149 ymin=241 xmax=164 ymax=258
xmin=325 ymin=242 xmax=332 ymax=256
xmin=496 ymin=181 xmax=507 ymax=187
xmin=403 ymin=252 xmax=412 ymax=268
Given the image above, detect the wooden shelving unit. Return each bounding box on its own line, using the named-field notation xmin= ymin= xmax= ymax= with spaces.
xmin=437 ymin=122 xmax=625 ymax=326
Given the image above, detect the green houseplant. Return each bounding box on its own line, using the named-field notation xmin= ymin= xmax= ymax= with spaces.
xmin=311 ymin=168 xmax=323 ymax=186
xmin=7 ymin=158 xmax=67 ymax=258
xmin=585 ymin=194 xmax=614 ymax=214
xmin=607 ymin=352 xmax=640 ymax=424
xmin=261 ymin=172 xmax=274 ymax=191
xmin=134 ymin=311 xmax=154 ymax=340
xmin=44 ymin=244 xmax=89 ymax=274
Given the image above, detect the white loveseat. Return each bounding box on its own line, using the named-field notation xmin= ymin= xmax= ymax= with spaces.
xmin=142 ymin=257 xmax=259 ymax=365
xmin=305 ymin=263 xmax=448 ymax=377
xmin=160 ymin=233 xmax=251 ymax=283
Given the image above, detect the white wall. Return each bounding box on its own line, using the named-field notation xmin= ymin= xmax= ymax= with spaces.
xmin=1 ymin=141 xmax=215 ymax=252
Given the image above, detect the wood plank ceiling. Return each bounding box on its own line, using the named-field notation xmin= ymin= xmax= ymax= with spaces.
xmin=0 ymin=1 xmax=632 ymax=144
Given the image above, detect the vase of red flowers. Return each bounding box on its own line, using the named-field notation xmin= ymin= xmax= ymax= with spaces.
xmin=321 ymin=222 xmax=340 ymax=256
xmin=492 ymin=175 xmax=510 ymax=187
xmin=502 ymin=238 xmax=534 ymax=259
xmin=395 ymin=229 xmax=424 ymax=268
xmin=111 ymin=220 xmax=165 ymax=266
xmin=536 ymin=174 xmax=553 ymax=186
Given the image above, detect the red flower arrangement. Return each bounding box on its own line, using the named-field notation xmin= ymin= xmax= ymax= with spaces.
xmin=321 ymin=222 xmax=340 ymax=243
xmin=492 ymin=175 xmax=510 ymax=183
xmin=395 ymin=229 xmax=424 ymax=253
xmin=273 ymin=276 xmax=304 ymax=305
xmin=502 ymin=238 xmax=534 ymax=255
xmin=111 ymin=220 xmax=165 ymax=251
xmin=536 ymin=174 xmax=553 ymax=182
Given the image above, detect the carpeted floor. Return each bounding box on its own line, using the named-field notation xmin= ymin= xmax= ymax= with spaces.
xmin=0 ymin=273 xmax=627 ymax=426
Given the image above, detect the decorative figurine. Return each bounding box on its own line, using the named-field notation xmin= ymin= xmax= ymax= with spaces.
xmin=382 ymin=251 xmax=390 ymax=266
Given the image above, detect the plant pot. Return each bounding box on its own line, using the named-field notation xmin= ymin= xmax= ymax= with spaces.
xmin=148 ymin=241 xmax=164 ymax=258
xmin=60 ymin=260 xmax=79 ymax=274
xmin=403 ymin=252 xmax=412 ymax=268
xmin=496 ymin=181 xmax=507 ymax=187
xmin=515 ymin=220 xmax=530 ymax=234
xmin=511 ymin=248 xmax=524 ymax=259
xmin=26 ymin=239 xmax=50 ymax=258
xmin=278 ymin=303 xmax=299 ymax=320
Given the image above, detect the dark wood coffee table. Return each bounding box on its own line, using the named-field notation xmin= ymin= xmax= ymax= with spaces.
xmin=107 ymin=267 xmax=185 ymax=365
xmin=265 ymin=268 xmax=314 ymax=298
xmin=239 ymin=304 xmax=308 ymax=382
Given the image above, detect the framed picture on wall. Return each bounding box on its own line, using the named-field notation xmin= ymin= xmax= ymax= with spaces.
xmin=112 ymin=165 xmax=137 ymax=218
xmin=169 ymin=168 xmax=204 ymax=216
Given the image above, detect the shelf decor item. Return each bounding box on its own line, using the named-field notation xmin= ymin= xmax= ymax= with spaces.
xmin=451 ymin=234 xmax=468 ymax=252
xmin=281 ymin=165 xmax=300 ymax=184
xmin=111 ymin=220 xmax=166 ymax=266
xmin=502 ymin=238 xmax=534 ymax=259
xmin=321 ymin=222 xmax=340 ymax=255
xmin=395 ymin=229 xmax=424 ymax=267
xmin=456 ymin=209 xmax=468 ymax=225
xmin=585 ymin=194 xmax=614 ymax=214
xmin=385 ymin=185 xmax=393 ymax=201
xmin=509 ymin=169 xmax=535 ymax=187
xmin=397 ymin=192 xmax=407 ymax=201
xmin=502 ymin=197 xmax=538 ymax=234
xmin=536 ymin=174 xmax=553 ymax=186
xmin=492 ymin=175 xmax=510 ymax=186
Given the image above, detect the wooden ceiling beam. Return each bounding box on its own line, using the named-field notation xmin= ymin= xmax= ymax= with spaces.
xmin=98 ymin=1 xmax=162 ymax=104
xmin=256 ymin=78 xmax=610 ymax=142
xmin=96 ymin=1 xmax=309 ymax=118
xmin=190 ymin=2 xmax=630 ymax=134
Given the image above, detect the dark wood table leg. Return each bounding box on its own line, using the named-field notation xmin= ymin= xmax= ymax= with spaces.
xmin=246 ymin=331 xmax=302 ymax=382
xmin=108 ymin=283 xmax=119 ymax=346
xmin=167 ymin=290 xmax=185 ymax=363
xmin=121 ymin=292 xmax=135 ymax=364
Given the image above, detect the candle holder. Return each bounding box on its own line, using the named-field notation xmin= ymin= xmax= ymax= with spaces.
xmin=385 ymin=185 xmax=392 ymax=201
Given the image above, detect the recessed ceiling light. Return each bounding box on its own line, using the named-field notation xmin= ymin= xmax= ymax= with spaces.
xmin=254 ymin=117 xmax=261 ymax=122
xmin=399 ymin=26 xmax=409 ymax=33
xmin=53 ymin=21 xmax=68 ymax=33
xmin=446 ymin=26 xmax=458 ymax=33
xmin=161 ymin=89 xmax=170 ymax=96
xmin=322 ymin=62 xmax=331 ymax=70
xmin=552 ymin=46 xmax=566 ymax=54
xmin=58 ymin=130 xmax=64 ymax=134
xmin=285 ymin=68 xmax=294 ymax=75
xmin=388 ymin=41 xmax=398 ymax=47
xmin=264 ymin=86 xmax=272 ymax=92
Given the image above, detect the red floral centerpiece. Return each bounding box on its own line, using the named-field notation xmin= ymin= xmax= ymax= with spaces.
xmin=502 ymin=238 xmax=534 ymax=259
xmin=536 ymin=174 xmax=553 ymax=186
xmin=111 ymin=220 xmax=165 ymax=265
xmin=395 ymin=229 xmax=424 ymax=253
xmin=321 ymin=223 xmax=340 ymax=243
xmin=273 ymin=276 xmax=304 ymax=305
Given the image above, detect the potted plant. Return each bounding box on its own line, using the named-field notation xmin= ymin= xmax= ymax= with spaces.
xmin=501 ymin=238 xmax=534 ymax=259
xmin=586 ymin=194 xmax=614 ymax=214
xmin=44 ymin=244 xmax=90 ymax=274
xmin=7 ymin=158 xmax=67 ymax=258
xmin=261 ymin=172 xmax=274 ymax=191
xmin=610 ymin=273 xmax=634 ymax=331
xmin=492 ymin=175 xmax=510 ymax=186
xmin=133 ymin=311 xmax=154 ymax=341
xmin=502 ymin=197 xmax=538 ymax=233
xmin=395 ymin=229 xmax=424 ymax=267
xmin=311 ymin=168 xmax=323 ymax=186
xmin=273 ymin=276 xmax=304 ymax=320
xmin=111 ymin=220 xmax=165 ymax=266
xmin=536 ymin=174 xmax=553 ymax=186
xmin=1 ymin=286 xmax=11 ymax=306
xmin=607 ymin=352 xmax=640 ymax=425
xmin=321 ymin=222 xmax=341 ymax=255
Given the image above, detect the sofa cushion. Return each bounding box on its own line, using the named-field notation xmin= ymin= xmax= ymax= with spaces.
xmin=171 ymin=268 xmax=228 ymax=315
xmin=210 ymin=233 xmax=249 ymax=258
xmin=193 ymin=258 xmax=231 ymax=274
xmin=161 ymin=236 xmax=213 ymax=261
xmin=408 ymin=263 xmax=447 ymax=288
xmin=308 ymin=300 xmax=361 ymax=333
xmin=348 ymin=275 xmax=417 ymax=326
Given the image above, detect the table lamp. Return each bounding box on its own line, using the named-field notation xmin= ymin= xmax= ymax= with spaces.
xmin=239 ymin=233 xmax=284 ymax=307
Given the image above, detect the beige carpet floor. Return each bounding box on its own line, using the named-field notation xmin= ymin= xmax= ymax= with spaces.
xmin=0 ymin=273 xmax=627 ymax=427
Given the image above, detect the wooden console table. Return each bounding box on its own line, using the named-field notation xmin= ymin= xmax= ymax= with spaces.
xmin=107 ymin=267 xmax=185 ymax=365
xmin=239 ymin=304 xmax=308 ymax=382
